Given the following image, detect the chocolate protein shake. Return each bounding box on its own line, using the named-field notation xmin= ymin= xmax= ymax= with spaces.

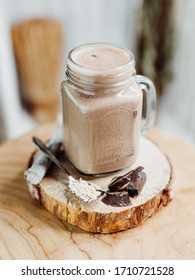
xmin=61 ymin=43 xmax=143 ymax=174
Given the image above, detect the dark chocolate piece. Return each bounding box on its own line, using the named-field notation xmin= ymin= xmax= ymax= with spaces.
xmin=108 ymin=167 xmax=144 ymax=192
xmin=108 ymin=166 xmax=146 ymax=196
xmin=101 ymin=192 xmax=131 ymax=207
xmin=108 ymin=176 xmax=129 ymax=192
xmin=130 ymin=166 xmax=144 ymax=185
xmin=102 ymin=166 xmax=146 ymax=207
xmin=127 ymin=184 xmax=139 ymax=197
xmin=130 ymin=170 xmax=146 ymax=195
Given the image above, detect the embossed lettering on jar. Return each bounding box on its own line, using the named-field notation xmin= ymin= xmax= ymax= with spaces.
xmin=61 ymin=43 xmax=143 ymax=174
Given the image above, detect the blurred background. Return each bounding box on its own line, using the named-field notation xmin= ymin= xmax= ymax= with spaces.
xmin=0 ymin=0 xmax=195 ymax=145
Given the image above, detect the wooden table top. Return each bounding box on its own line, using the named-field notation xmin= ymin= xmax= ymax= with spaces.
xmin=0 ymin=123 xmax=195 ymax=260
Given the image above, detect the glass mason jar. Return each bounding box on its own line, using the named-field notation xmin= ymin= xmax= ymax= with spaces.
xmin=61 ymin=43 xmax=156 ymax=174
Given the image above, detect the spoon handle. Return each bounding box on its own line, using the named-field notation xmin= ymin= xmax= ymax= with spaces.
xmin=32 ymin=136 xmax=70 ymax=183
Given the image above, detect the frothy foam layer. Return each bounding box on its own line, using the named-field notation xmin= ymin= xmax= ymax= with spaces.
xmin=71 ymin=45 xmax=131 ymax=70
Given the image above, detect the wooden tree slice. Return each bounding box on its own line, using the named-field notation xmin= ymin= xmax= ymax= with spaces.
xmin=27 ymin=136 xmax=173 ymax=233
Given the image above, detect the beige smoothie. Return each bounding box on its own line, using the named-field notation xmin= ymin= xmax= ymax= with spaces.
xmin=61 ymin=44 xmax=143 ymax=174
xmin=71 ymin=45 xmax=130 ymax=69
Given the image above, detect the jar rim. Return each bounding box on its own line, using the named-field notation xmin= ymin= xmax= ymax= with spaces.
xmin=67 ymin=42 xmax=135 ymax=75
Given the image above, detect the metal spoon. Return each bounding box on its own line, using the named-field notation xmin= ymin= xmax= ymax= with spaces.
xmin=32 ymin=137 xmax=104 ymax=203
xmin=32 ymin=136 xmax=69 ymax=183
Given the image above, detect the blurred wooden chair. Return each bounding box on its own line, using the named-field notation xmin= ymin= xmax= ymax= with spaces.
xmin=11 ymin=18 xmax=63 ymax=123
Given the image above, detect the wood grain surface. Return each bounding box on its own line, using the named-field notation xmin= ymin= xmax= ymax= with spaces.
xmin=28 ymin=136 xmax=173 ymax=233
xmin=0 ymin=123 xmax=195 ymax=260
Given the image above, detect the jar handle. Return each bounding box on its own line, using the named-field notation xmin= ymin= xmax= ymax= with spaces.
xmin=135 ymin=75 xmax=156 ymax=134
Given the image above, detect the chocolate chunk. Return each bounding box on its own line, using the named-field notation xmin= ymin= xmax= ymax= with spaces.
xmin=101 ymin=192 xmax=131 ymax=207
xmin=108 ymin=167 xmax=143 ymax=191
xmin=130 ymin=166 xmax=144 ymax=184
xmin=108 ymin=175 xmax=129 ymax=192
xmin=130 ymin=170 xmax=146 ymax=195
xmin=127 ymin=184 xmax=139 ymax=197
xmin=101 ymin=167 xmax=147 ymax=207
xmin=108 ymin=166 xmax=146 ymax=197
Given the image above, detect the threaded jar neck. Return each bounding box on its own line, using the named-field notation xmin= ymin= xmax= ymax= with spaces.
xmin=66 ymin=43 xmax=136 ymax=92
